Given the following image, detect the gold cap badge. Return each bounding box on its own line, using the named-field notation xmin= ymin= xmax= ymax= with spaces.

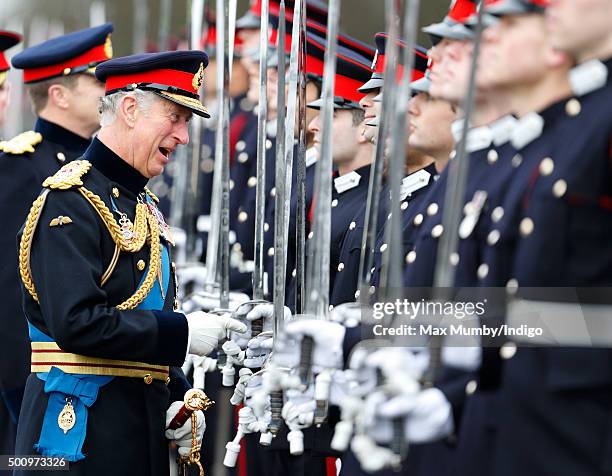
xmin=104 ymin=34 xmax=113 ymax=59
xmin=192 ymin=62 xmax=204 ymax=92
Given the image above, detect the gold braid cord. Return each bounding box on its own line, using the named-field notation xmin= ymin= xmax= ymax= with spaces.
xmin=116 ymin=212 xmax=160 ymax=310
xmin=78 ymin=187 xmax=148 ymax=253
xmin=19 ymin=190 xmax=51 ymax=303
xmin=19 ymin=185 xmax=162 ymax=310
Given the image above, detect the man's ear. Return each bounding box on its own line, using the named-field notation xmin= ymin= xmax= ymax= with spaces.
xmin=119 ymin=95 xmax=138 ymax=129
xmin=47 ymin=84 xmax=70 ymax=110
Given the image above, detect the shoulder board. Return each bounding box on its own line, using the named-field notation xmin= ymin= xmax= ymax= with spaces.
xmin=0 ymin=131 xmax=43 ymax=155
xmin=42 ymin=160 xmax=92 ymax=190
xmin=144 ymin=187 xmax=159 ymax=203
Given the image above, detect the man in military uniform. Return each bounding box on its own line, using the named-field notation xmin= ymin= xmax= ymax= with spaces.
xmin=0 ymin=27 xmax=23 ymax=460
xmin=0 ymin=30 xmax=21 ymax=131
xmin=13 ymin=50 xmax=247 ymax=475
xmin=0 ymin=25 xmax=112 ymax=460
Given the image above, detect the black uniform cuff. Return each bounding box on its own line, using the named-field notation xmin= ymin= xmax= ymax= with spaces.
xmin=153 ymin=311 xmax=189 ymax=366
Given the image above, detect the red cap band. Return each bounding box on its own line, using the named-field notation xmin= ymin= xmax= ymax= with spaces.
xmin=0 ymin=53 xmax=8 ymax=72
xmin=23 ymin=43 xmax=110 ymax=83
xmin=105 ymin=68 xmax=197 ymax=94
xmin=448 ymin=0 xmax=477 ymax=22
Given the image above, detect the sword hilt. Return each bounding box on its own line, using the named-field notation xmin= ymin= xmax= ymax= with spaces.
xmin=168 ymin=388 xmax=214 ymax=430
xmin=269 ymin=389 xmax=284 ymax=435
xmin=298 ymin=335 xmax=314 ymax=387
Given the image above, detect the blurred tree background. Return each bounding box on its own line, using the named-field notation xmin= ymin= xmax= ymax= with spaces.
xmin=0 ymin=0 xmax=448 ymax=137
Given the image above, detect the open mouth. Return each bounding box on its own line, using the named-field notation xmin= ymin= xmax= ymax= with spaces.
xmin=159 ymin=147 xmax=172 ymax=159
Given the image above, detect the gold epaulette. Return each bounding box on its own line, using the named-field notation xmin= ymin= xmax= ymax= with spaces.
xmin=0 ymin=131 xmax=43 ymax=155
xmin=42 ymin=160 xmax=92 ymax=190
xmin=144 ymin=187 xmax=159 ymax=203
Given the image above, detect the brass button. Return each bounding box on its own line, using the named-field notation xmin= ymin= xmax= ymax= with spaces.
xmin=380 ymin=243 xmax=388 ymax=253
xmin=236 ymin=140 xmax=246 ymax=152
xmin=400 ymin=201 xmax=408 ymax=210
xmin=56 ymin=152 xmax=66 ymax=162
xmin=349 ymin=221 xmax=356 ymax=230
xmin=539 ymin=157 xmax=554 ymax=176
xmin=233 ymin=242 xmax=242 ymax=252
xmin=465 ymin=380 xmax=477 ymax=395
xmin=266 ymin=139 xmax=273 ymax=149
xmin=477 ymin=263 xmax=489 ymax=280
xmin=487 ymin=230 xmax=500 ymax=246
xmin=565 ymin=98 xmax=581 ymax=117
xmin=331 ymin=199 xmax=338 ymax=207
xmin=165 ymin=376 xmax=171 ymax=385
xmin=268 ymin=247 xmax=274 ymax=256
xmin=405 ymin=250 xmax=417 ymax=264
xmin=431 ymin=224 xmax=444 ymax=238
xmin=506 ymin=278 xmax=519 ymax=295
xmin=427 ymin=203 xmax=439 ymax=216
xmin=308 ymin=231 xmax=314 ymax=239
xmin=270 ymin=187 xmax=276 ymax=197
xmin=143 ymin=374 xmax=153 ymax=385
xmin=292 ymin=268 xmax=296 ymax=277
xmin=248 ymin=176 xmax=257 ymax=188
xmin=201 ymin=158 xmax=214 ymax=173
xmin=500 ymin=342 xmax=517 ymax=360
xmin=229 ymin=179 xmax=235 ymax=190
xmin=449 ymin=150 xmax=457 ymax=159
xmin=519 ymin=217 xmax=534 ymax=237
xmin=238 ymin=152 xmax=249 ymax=163
xmin=354 ymin=290 xmax=360 ymax=300
xmin=112 ymin=187 xmax=120 ymax=198
xmin=487 ymin=149 xmax=498 ymax=164
xmin=337 ymin=262 xmax=345 ymax=272
xmin=63 ymin=67 xmax=71 ymax=75
xmin=413 ymin=213 xmax=424 ymax=226
xmin=491 ymin=206 xmax=504 ymax=223
xmin=449 ymin=252 xmax=460 ymax=266
xmin=264 ymin=222 xmax=270 ymax=232
xmin=512 ymin=154 xmax=523 ymax=168
xmin=553 ymin=179 xmax=567 ymax=198
xmin=137 ymin=259 xmax=146 ymax=271
xmin=369 ymin=286 xmax=376 ymax=295
xmin=238 ymin=211 xmax=248 ymax=222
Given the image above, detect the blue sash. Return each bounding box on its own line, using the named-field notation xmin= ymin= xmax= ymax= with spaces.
xmin=32 ymin=216 xmax=171 ymax=461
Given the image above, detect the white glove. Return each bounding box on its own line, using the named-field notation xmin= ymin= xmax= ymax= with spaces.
xmin=330 ymin=302 xmax=365 ymax=327
xmin=186 ymin=311 xmax=247 ymax=356
xmin=377 ymin=388 xmax=454 ymax=443
xmin=185 ymin=291 xmax=250 ymax=313
xmin=282 ymin=389 xmax=316 ymax=429
xmin=273 ymin=319 xmax=346 ymax=371
xmin=165 ymin=401 xmax=206 ymax=457
xmin=230 ymin=303 xmax=291 ymax=349
xmin=244 ymin=335 xmax=274 ymax=368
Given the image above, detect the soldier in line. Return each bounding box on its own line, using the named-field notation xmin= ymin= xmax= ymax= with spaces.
xmin=0 ymin=31 xmax=21 ymax=132
xmin=0 ymin=28 xmax=23 ymax=459
xmin=0 ymin=25 xmax=112 ymax=460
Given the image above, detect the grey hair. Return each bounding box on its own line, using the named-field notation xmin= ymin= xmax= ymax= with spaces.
xmin=99 ymin=89 xmax=159 ymax=127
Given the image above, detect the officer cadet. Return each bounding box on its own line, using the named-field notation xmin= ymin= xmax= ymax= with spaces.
xmin=0 ymin=24 xmax=112 ymax=459
xmin=330 ymin=33 xmax=431 ymax=305
xmin=0 ymin=30 xmax=21 ymax=131
xmin=466 ymin=0 xmax=612 ymax=474
xmin=443 ymin=2 xmax=579 ymax=474
xmin=13 ymin=50 xmax=247 ymax=475
xmin=0 ymin=27 xmax=22 ymax=457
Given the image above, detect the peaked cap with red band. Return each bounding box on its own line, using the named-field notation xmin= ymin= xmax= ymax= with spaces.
xmin=12 ymin=23 xmax=113 ymax=84
xmin=485 ymin=0 xmax=550 ymax=16
xmin=267 ymin=14 xmax=375 ymax=71
xmin=0 ymin=31 xmax=22 ymax=78
xmin=358 ymin=32 xmax=429 ymax=93
xmin=95 ymin=50 xmax=210 ymax=117
xmin=237 ymin=0 xmax=328 ymax=29
xmin=305 ymin=33 xmax=374 ymax=110
xmin=422 ymin=0 xmax=478 ymax=44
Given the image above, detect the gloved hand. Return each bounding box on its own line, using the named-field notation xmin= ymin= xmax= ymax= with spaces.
xmin=244 ymin=334 xmax=274 ymax=368
xmin=377 ymin=387 xmax=454 ymax=443
xmin=165 ymin=401 xmax=206 ymax=457
xmin=230 ymin=303 xmax=291 ymax=349
xmin=186 ymin=311 xmax=247 ymax=356
xmin=282 ymin=388 xmax=316 ymax=429
xmin=273 ymin=319 xmax=346 ymax=371
xmin=184 ymin=290 xmax=250 ymax=313
xmin=330 ymin=302 xmax=365 ymax=327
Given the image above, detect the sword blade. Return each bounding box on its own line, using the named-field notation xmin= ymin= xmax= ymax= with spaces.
xmin=252 ymin=0 xmax=271 ymax=299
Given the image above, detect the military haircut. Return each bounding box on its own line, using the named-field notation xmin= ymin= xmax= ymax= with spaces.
xmin=27 ymin=74 xmax=79 ymax=113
